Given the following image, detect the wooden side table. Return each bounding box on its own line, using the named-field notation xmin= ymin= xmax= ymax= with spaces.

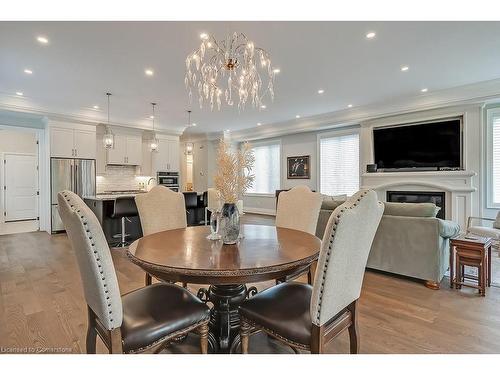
xmin=449 ymin=235 xmax=492 ymax=296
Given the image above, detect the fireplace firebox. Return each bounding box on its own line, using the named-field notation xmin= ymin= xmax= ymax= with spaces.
xmin=386 ymin=191 xmax=446 ymax=220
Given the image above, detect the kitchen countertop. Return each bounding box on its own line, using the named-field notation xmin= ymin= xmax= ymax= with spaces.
xmin=84 ymin=192 xmax=146 ymax=200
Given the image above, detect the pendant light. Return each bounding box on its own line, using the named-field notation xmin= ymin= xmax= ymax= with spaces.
xmin=103 ymin=93 xmax=114 ymax=149
xmin=150 ymin=102 xmax=159 ymax=152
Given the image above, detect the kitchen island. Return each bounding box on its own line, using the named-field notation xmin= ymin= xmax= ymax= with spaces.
xmin=84 ymin=193 xmax=144 ymax=245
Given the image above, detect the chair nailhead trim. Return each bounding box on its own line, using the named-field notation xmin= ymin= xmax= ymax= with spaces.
xmin=62 ymin=192 xmax=116 ymax=328
xmin=314 ymin=190 xmax=370 ymax=323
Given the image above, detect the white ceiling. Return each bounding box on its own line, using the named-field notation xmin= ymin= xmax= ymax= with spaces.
xmin=1 ymin=21 xmax=500 ymax=135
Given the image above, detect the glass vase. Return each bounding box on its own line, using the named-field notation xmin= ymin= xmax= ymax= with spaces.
xmin=207 ymin=210 xmax=221 ymax=240
xmin=220 ymin=203 xmax=240 ymax=245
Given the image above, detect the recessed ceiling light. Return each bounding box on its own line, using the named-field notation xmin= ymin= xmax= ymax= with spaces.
xmin=273 ymin=68 xmax=280 ymax=74
xmin=200 ymin=33 xmax=209 ymax=40
xmin=145 ymin=69 xmax=154 ymax=76
xmin=225 ymin=129 xmax=230 ymax=132
xmin=257 ymin=122 xmax=262 ymax=126
xmin=348 ymin=104 xmax=353 ymax=108
xmin=260 ymin=105 xmax=266 ymax=109
xmin=93 ymin=105 xmax=99 ymax=109
xmin=421 ymin=88 xmax=428 ymax=93
xmin=366 ymin=32 xmax=376 ymax=39
xmin=36 ymin=36 xmax=49 ymax=44
xmin=24 ymin=69 xmax=33 ymax=75
xmin=16 ymin=92 xmax=23 ymax=96
xmin=401 ymin=66 xmax=409 ymax=72
xmin=149 ymin=115 xmax=154 ymax=119
xmin=192 ymin=123 xmax=197 ymax=127
xmin=318 ymin=89 xmax=324 ymax=94
xmin=295 ymin=115 xmax=301 ymax=119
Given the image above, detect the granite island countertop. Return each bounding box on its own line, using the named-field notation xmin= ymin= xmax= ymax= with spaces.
xmin=84 ymin=192 xmax=147 ymax=201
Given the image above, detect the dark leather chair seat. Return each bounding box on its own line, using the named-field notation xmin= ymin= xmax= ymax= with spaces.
xmin=121 ymin=283 xmax=210 ymax=353
xmin=239 ymin=282 xmax=313 ymax=346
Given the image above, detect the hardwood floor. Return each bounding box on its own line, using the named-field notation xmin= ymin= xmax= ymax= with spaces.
xmin=1 ymin=213 xmax=500 ymax=354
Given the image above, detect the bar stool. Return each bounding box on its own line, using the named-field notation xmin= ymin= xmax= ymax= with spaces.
xmin=111 ymin=197 xmax=138 ymax=247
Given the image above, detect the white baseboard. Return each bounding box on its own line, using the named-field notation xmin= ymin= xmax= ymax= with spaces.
xmin=0 ymin=220 xmax=39 ymax=235
xmin=243 ymin=207 xmax=276 ymax=216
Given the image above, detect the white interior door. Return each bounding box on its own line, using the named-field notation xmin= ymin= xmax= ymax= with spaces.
xmin=4 ymin=154 xmax=38 ymax=222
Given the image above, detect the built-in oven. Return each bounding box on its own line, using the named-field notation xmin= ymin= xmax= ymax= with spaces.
xmin=157 ymin=171 xmax=180 ymax=192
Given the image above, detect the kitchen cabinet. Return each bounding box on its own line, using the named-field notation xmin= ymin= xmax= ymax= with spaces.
xmin=152 ymin=138 xmax=179 ymax=173
xmin=50 ymin=125 xmax=96 ymax=159
xmin=107 ymin=134 xmax=142 ymax=166
xmin=74 ymin=130 xmax=97 ymax=159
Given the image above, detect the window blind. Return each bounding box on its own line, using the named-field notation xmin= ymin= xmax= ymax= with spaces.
xmin=247 ymin=142 xmax=280 ymax=194
xmin=320 ymin=132 xmax=360 ymax=196
xmin=492 ymin=114 xmax=500 ymax=204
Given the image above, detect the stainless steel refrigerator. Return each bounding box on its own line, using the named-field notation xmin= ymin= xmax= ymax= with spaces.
xmin=51 ymin=158 xmax=96 ymax=233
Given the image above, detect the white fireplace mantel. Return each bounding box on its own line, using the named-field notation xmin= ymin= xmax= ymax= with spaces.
xmin=361 ymin=170 xmax=477 ymax=229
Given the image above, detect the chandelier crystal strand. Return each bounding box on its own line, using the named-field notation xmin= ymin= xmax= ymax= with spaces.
xmin=185 ymin=32 xmax=275 ymax=111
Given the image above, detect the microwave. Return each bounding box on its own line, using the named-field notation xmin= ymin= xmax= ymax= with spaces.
xmin=157 ymin=171 xmax=179 ymax=189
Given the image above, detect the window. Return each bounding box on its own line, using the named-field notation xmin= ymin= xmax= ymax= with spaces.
xmin=319 ymin=131 xmax=360 ymax=196
xmin=487 ymin=108 xmax=500 ymax=208
xmin=247 ymin=141 xmax=280 ymax=194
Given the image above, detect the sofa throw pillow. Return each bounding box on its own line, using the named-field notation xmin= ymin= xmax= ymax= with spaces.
xmin=321 ymin=193 xmax=348 ymax=202
xmin=321 ymin=200 xmax=345 ymax=211
xmin=383 ymin=202 xmax=440 ymax=218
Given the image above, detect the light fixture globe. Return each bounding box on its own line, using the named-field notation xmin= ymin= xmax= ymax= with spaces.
xmin=185 ymin=32 xmax=276 ymax=111
xmin=150 ymin=102 xmax=159 ymax=153
xmin=103 ymin=93 xmax=114 ymax=149
xmin=150 ymin=136 xmax=159 ymax=153
xmin=103 ymin=128 xmax=114 ymax=149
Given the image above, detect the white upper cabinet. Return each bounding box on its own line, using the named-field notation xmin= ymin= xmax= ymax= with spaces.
xmin=73 ymin=130 xmax=96 ymax=159
xmin=168 ymin=139 xmax=180 ymax=172
xmin=50 ymin=124 xmax=96 ymax=159
xmin=107 ymin=134 xmax=127 ymax=164
xmin=50 ymin=127 xmax=75 ymax=158
xmin=106 ymin=132 xmax=142 ymax=166
xmin=126 ymin=136 xmax=142 ymax=165
xmin=152 ymin=137 xmax=180 ymax=173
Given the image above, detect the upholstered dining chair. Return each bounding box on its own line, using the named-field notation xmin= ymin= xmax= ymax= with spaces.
xmin=239 ymin=190 xmax=384 ymax=354
xmin=58 ymin=190 xmax=210 ymax=354
xmin=275 ymin=185 xmax=323 ymax=284
xmin=135 ymin=185 xmax=187 ymax=286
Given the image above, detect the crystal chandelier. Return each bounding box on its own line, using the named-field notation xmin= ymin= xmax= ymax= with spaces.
xmin=185 ymin=32 xmax=276 ymax=111
xmin=150 ymin=103 xmax=159 ymax=152
xmin=103 ymin=93 xmax=114 ymax=149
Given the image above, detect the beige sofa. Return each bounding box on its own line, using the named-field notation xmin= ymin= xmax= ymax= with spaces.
xmin=315 ymin=198 xmax=461 ymax=288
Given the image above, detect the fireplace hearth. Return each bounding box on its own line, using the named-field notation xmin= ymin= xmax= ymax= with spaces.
xmin=387 ymin=191 xmax=446 ymax=219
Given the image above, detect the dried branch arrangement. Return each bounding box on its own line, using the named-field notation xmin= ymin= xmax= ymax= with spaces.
xmin=214 ymin=139 xmax=255 ymax=204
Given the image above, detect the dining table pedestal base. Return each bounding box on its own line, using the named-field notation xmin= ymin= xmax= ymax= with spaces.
xmin=202 ymin=284 xmax=247 ymax=353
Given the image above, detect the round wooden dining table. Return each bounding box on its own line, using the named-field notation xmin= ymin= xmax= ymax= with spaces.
xmin=127 ymin=224 xmax=321 ymax=353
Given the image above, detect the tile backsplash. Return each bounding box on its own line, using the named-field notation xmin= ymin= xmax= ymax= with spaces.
xmin=96 ymin=165 xmax=152 ymax=193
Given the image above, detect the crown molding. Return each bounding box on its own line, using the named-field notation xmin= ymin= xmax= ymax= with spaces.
xmin=226 ymin=78 xmax=500 ymax=142
xmin=0 ymin=101 xmax=186 ymax=136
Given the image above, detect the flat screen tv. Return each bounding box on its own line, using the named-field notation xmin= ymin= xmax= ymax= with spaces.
xmin=373 ymin=118 xmax=462 ymax=171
